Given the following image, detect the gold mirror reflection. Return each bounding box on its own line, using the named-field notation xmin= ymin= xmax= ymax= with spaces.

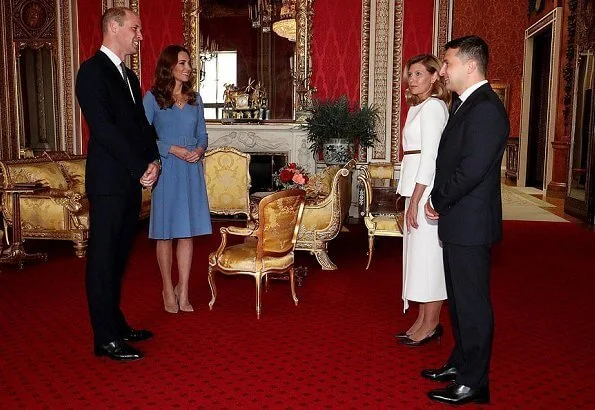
xmin=183 ymin=0 xmax=314 ymax=122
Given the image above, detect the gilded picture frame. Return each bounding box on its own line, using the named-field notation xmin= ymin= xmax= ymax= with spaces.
xmin=491 ymin=81 xmax=510 ymax=112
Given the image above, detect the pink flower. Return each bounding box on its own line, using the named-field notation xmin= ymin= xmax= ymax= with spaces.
xmin=292 ymin=173 xmax=306 ymax=185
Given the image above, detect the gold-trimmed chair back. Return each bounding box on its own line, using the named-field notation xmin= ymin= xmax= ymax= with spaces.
xmin=208 ymin=189 xmax=306 ymax=319
xmin=358 ymin=163 xmax=403 ymax=269
xmin=203 ymin=147 xmax=252 ymax=222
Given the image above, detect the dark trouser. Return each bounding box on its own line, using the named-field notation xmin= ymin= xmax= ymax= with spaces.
xmin=86 ymin=188 xmax=141 ymax=347
xmin=443 ymin=242 xmax=494 ymax=389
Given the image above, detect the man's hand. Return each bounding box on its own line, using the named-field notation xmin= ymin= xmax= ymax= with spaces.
xmin=140 ymin=162 xmax=160 ymax=187
xmin=424 ymin=199 xmax=439 ymax=220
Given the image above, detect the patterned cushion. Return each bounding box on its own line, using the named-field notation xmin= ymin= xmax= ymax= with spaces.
xmin=6 ymin=162 xmax=68 ymax=189
xmin=57 ymin=159 xmax=86 ymax=194
xmin=304 ymin=165 xmax=340 ymax=199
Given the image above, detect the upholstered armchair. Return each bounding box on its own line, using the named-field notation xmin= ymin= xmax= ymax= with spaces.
xmin=204 ymin=147 xmax=252 ymax=224
xmin=208 ymin=189 xmax=306 ymax=318
xmin=358 ymin=163 xmax=403 ymax=269
xmin=295 ymin=159 xmax=356 ymax=270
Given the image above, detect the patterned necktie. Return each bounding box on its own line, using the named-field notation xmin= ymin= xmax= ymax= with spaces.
xmin=450 ymin=97 xmax=462 ymax=115
xmin=120 ymin=62 xmax=135 ymax=102
xmin=120 ymin=62 xmax=129 ymax=87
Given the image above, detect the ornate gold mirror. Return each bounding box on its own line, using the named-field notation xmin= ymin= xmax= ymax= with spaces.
xmin=16 ymin=44 xmax=59 ymax=155
xmin=182 ymin=0 xmax=314 ymax=122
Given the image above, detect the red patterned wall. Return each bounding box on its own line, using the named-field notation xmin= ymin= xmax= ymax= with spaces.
xmin=453 ymin=0 xmax=527 ymax=137
xmin=402 ymin=0 xmax=434 ymax=130
xmin=138 ymin=0 xmax=184 ymax=92
xmin=311 ymin=0 xmax=362 ymax=105
xmin=76 ymin=0 xmax=103 ymax=151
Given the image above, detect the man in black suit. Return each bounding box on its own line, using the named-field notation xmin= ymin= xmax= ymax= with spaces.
xmin=423 ymin=36 xmax=509 ymax=404
xmin=75 ymin=7 xmax=160 ymax=361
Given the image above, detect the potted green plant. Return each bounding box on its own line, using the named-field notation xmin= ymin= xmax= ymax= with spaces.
xmin=300 ymin=96 xmax=380 ymax=164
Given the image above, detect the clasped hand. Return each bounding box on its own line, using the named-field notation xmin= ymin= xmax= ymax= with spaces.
xmin=170 ymin=145 xmax=204 ymax=163
xmin=140 ymin=162 xmax=160 ymax=188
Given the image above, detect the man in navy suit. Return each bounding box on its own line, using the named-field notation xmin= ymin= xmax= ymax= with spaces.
xmin=423 ymin=36 xmax=509 ymax=404
xmin=76 ymin=7 xmax=160 ymax=361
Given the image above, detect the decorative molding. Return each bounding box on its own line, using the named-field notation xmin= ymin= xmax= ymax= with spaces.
xmin=359 ymin=0 xmax=371 ymax=162
xmin=433 ymin=0 xmax=453 ymax=56
xmin=361 ymin=0 xmax=401 ymax=164
xmin=390 ymin=0 xmax=402 ymax=164
xmin=562 ymin=0 xmax=578 ymax=131
xmin=182 ymin=0 xmax=200 ymax=86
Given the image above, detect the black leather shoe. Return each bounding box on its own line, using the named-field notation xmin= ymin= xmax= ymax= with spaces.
xmin=121 ymin=328 xmax=153 ymax=342
xmin=400 ymin=324 xmax=443 ymax=346
xmin=428 ymin=382 xmax=490 ymax=405
xmin=94 ymin=341 xmax=143 ymax=361
xmin=421 ymin=363 xmax=457 ymax=382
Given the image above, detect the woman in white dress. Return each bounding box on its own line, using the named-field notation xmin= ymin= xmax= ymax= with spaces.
xmin=396 ymin=54 xmax=450 ymax=346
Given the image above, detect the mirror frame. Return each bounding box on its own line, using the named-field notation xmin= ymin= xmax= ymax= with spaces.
xmin=181 ymin=0 xmax=315 ymax=122
xmin=0 ymin=0 xmax=78 ymax=158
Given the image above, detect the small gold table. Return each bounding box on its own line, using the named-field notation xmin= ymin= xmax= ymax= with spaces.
xmin=0 ymin=184 xmax=49 ymax=270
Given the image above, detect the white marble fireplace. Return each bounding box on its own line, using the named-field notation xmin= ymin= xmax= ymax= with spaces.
xmin=205 ymin=123 xmax=316 ymax=174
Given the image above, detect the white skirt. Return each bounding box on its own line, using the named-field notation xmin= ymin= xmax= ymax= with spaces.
xmin=402 ymin=195 xmax=447 ymax=312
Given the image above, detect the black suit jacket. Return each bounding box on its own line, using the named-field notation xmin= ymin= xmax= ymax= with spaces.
xmin=76 ymin=51 xmax=159 ymax=195
xmin=430 ymin=83 xmax=509 ymax=246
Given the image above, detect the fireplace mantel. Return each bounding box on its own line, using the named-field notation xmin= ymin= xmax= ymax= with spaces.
xmin=205 ymin=123 xmax=316 ymax=174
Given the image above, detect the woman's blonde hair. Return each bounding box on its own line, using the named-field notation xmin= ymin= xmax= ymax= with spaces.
xmin=403 ymin=54 xmax=450 ymax=107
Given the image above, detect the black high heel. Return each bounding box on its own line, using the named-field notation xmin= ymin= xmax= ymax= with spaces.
xmin=399 ymin=324 xmax=443 ymax=347
xmin=394 ymin=331 xmax=411 ymax=340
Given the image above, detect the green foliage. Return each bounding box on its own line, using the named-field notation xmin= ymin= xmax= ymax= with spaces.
xmin=300 ymin=96 xmax=380 ymax=154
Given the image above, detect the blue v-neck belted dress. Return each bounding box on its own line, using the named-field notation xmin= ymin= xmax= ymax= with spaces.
xmin=143 ymin=91 xmax=212 ymax=239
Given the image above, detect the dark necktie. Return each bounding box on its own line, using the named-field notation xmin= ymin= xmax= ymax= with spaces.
xmin=120 ymin=62 xmax=135 ymax=102
xmin=450 ymin=97 xmax=462 ymax=115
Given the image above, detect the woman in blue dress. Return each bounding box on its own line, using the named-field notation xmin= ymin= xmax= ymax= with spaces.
xmin=143 ymin=45 xmax=212 ymax=313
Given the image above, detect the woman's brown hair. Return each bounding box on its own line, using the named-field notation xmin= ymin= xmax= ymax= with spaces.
xmin=151 ymin=44 xmax=197 ymax=109
xmin=403 ymin=54 xmax=450 ymax=107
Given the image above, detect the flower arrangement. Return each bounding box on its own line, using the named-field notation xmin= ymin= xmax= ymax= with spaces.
xmin=273 ymin=163 xmax=310 ymax=190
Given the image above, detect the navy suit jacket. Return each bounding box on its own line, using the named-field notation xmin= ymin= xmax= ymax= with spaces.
xmin=430 ymin=83 xmax=509 ymax=246
xmin=76 ymin=51 xmax=159 ymax=195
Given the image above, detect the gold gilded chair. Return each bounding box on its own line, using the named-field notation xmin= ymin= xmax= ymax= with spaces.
xmin=203 ymin=147 xmax=252 ymax=224
xmin=358 ymin=163 xmax=404 ymax=269
xmin=208 ymin=189 xmax=306 ymax=319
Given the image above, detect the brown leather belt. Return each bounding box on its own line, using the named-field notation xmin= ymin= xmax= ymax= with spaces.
xmin=403 ymin=149 xmax=421 ymax=155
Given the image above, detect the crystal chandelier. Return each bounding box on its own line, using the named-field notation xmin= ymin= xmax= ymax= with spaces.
xmin=199 ymin=33 xmax=218 ymax=82
xmin=272 ymin=0 xmax=296 ymax=42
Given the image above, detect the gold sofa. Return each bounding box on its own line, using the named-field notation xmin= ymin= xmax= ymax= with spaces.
xmin=0 ymin=153 xmax=151 ymax=257
xmin=295 ymin=159 xmax=356 ymax=270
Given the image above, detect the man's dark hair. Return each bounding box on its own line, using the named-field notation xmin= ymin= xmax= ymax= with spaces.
xmin=444 ymin=35 xmax=489 ymax=75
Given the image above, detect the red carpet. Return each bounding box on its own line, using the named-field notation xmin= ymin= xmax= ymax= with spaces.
xmin=0 ymin=220 xmax=594 ymax=408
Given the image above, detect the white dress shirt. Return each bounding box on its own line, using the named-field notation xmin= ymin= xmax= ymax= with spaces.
xmin=100 ymin=45 xmax=135 ymax=102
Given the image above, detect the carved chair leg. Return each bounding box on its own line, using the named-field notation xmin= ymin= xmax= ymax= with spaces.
xmin=313 ymin=249 xmax=337 ymax=271
xmin=366 ymin=234 xmax=374 ymax=270
xmin=289 ymin=267 xmax=299 ymax=305
xmin=255 ymin=274 xmax=262 ymax=319
xmin=73 ymin=240 xmax=87 ymax=258
xmin=208 ymin=265 xmax=217 ymax=310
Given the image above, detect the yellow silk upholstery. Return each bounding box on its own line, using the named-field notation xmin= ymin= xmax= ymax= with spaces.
xmin=208 ymin=189 xmax=305 ymax=318
xmin=4 ymin=161 xmax=68 ymax=189
xmin=203 ymin=147 xmax=251 ymax=221
xmin=358 ymin=163 xmax=403 ymax=269
xmin=294 ymin=160 xmax=356 ymax=270
xmin=57 ymin=159 xmax=86 ymax=194
xmin=0 ymin=153 xmax=150 ymax=258
xmin=304 ymin=165 xmax=340 ymax=200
